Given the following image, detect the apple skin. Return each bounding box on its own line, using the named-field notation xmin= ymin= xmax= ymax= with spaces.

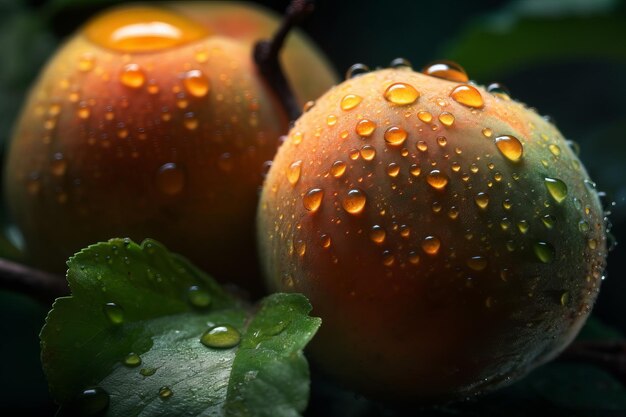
xmin=257 ymin=68 xmax=607 ymax=400
xmin=4 ymin=2 xmax=338 ymax=291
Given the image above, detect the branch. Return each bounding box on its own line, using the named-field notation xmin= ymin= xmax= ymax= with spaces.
xmin=0 ymin=258 xmax=67 ymax=304
xmin=253 ymin=0 xmax=315 ymax=123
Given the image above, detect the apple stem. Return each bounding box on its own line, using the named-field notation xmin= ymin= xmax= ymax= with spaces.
xmin=0 ymin=258 xmax=66 ymax=303
xmin=560 ymin=340 xmax=626 ymax=385
xmin=253 ymin=0 xmax=315 ymax=123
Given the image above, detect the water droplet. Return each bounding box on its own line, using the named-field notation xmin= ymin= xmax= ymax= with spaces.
xmin=320 ymin=234 xmax=332 ymax=249
xmin=140 ymin=367 xmax=156 ymax=377
xmin=356 ymin=119 xmax=376 ymax=137
xmin=201 ymin=324 xmax=241 ymax=348
xmin=370 ymin=225 xmax=386 ymax=244
xmin=303 ymin=100 xmax=315 ymax=112
xmin=487 ymin=82 xmax=510 ymax=97
xmin=183 ymin=112 xmax=198 ymax=130
xmin=156 ymin=163 xmax=185 ymax=196
xmin=578 ymin=220 xmax=590 ymax=232
xmin=548 ymin=144 xmax=561 ymax=156
xmin=544 ymin=177 xmax=568 ymax=203
xmin=482 ymin=128 xmax=493 ymax=138
xmin=291 ymin=131 xmax=304 ymax=145
xmin=188 ymin=285 xmax=211 ymax=308
xmin=330 ymin=160 xmax=346 ymax=178
xmin=326 ymin=114 xmax=338 ymax=126
xmin=159 ymin=386 xmax=173 ymax=399
xmin=103 ymin=302 xmax=124 ymax=325
xmin=560 ymin=292 xmax=569 ymax=306
xmin=474 ymin=192 xmax=489 ymax=209
xmin=359 ymin=145 xmax=376 ymax=161
xmin=341 ymin=94 xmax=362 ymax=110
xmin=467 ymin=256 xmax=488 ymax=271
xmin=494 ymin=135 xmax=523 ymax=162
xmin=422 ymin=60 xmax=468 ymax=82
xmin=438 ymin=112 xmax=455 ymax=127
xmin=382 ymin=250 xmax=395 ymax=266
xmin=120 ymin=63 xmax=145 ymax=88
xmin=588 ymin=239 xmax=598 ymax=250
xmin=422 ymin=236 xmax=441 ymax=255
xmin=387 ymin=162 xmax=400 ymax=177
xmin=389 ymin=57 xmax=412 ymax=69
xmin=542 ymin=214 xmax=556 ymax=229
xmin=450 ymin=84 xmax=484 ymax=108
xmin=183 ymin=69 xmax=210 ymax=98
xmin=409 ymin=164 xmax=421 ymax=176
xmin=384 ymin=82 xmax=420 ymax=105
xmin=303 ymin=188 xmax=324 ymax=212
xmin=408 ymin=251 xmax=420 ymax=265
xmin=123 ymin=353 xmax=141 ymax=367
xmin=384 ymin=126 xmax=408 ymax=146
xmin=346 ymin=63 xmax=370 ymax=79
xmin=77 ymin=103 xmax=91 ymax=119
xmin=417 ymin=111 xmax=433 ymax=123
xmin=294 ymin=239 xmax=306 ymax=257
xmin=73 ymin=387 xmax=109 ymax=415
xmin=51 ymin=153 xmax=67 ymax=177
xmin=517 ymin=220 xmax=529 ymax=234
xmin=287 ymin=160 xmax=302 ymax=185
xmin=426 ymin=169 xmax=448 ymax=190
xmin=84 ymin=6 xmax=208 ymax=53
xmin=533 ymin=241 xmax=555 ymax=263
xmin=416 ymin=141 xmax=428 ymax=152
xmin=437 ymin=136 xmax=447 ymax=147
xmin=342 ymin=189 xmax=367 ymax=214
xmin=78 ymin=53 xmax=95 ymax=72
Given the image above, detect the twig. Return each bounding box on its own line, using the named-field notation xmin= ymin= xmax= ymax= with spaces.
xmin=0 ymin=258 xmax=67 ymax=304
xmin=253 ymin=0 xmax=315 ymax=123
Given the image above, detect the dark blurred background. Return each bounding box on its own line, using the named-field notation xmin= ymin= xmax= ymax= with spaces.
xmin=0 ymin=0 xmax=625 ymax=414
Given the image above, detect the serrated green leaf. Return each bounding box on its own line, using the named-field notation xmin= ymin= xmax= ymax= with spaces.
xmin=40 ymin=238 xmax=320 ymax=417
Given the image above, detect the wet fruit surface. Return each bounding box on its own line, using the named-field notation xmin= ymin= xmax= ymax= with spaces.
xmin=4 ymin=3 xmax=337 ymax=288
xmin=257 ymin=65 xmax=607 ymax=400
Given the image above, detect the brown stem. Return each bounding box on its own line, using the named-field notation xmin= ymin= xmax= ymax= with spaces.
xmin=559 ymin=340 xmax=626 ymax=385
xmin=0 ymin=258 xmax=67 ymax=304
xmin=253 ymin=0 xmax=315 ymax=123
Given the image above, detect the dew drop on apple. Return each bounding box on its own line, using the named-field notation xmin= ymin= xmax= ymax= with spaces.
xmin=120 ymin=63 xmax=145 ymax=88
xmin=422 ymin=60 xmax=468 ymax=83
xmin=303 ymin=188 xmax=324 ymax=212
xmin=384 ymin=82 xmax=420 ymax=105
xmin=156 ymin=163 xmax=185 ymax=196
xmin=544 ymin=177 xmax=568 ymax=203
xmin=356 ymin=119 xmax=376 ymax=137
xmin=422 ymin=236 xmax=441 ymax=255
xmin=370 ymin=225 xmax=386 ymax=244
xmin=450 ymin=84 xmax=484 ymax=108
xmin=341 ymin=94 xmax=362 ymax=111
xmin=287 ymin=160 xmax=302 ymax=185
xmin=183 ymin=69 xmax=210 ymax=98
xmin=426 ymin=169 xmax=448 ymax=190
xmin=384 ymin=126 xmax=408 ymax=146
xmin=342 ymin=188 xmax=367 ymax=214
xmin=533 ymin=241 xmax=555 ymax=263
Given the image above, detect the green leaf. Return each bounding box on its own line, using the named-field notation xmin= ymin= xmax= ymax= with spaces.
xmin=444 ymin=3 xmax=626 ymax=80
xmin=40 ymin=238 xmax=320 ymax=417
